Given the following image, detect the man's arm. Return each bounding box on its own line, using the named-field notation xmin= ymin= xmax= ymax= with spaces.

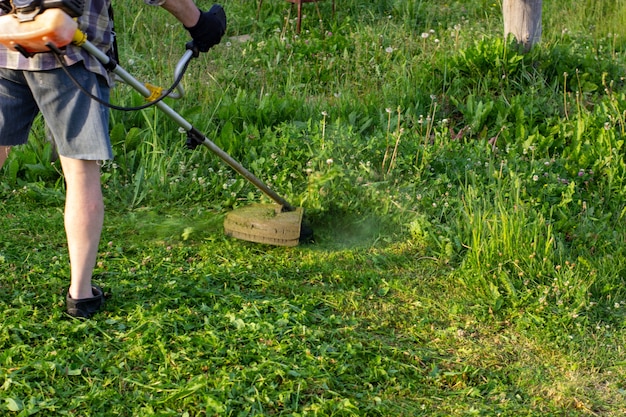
xmin=159 ymin=0 xmax=200 ymax=27
xmin=156 ymin=0 xmax=227 ymax=52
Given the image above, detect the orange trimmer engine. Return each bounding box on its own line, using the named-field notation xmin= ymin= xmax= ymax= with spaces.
xmin=0 ymin=0 xmax=83 ymax=56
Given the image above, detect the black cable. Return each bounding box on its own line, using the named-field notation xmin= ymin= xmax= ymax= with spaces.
xmin=50 ymin=44 xmax=191 ymax=112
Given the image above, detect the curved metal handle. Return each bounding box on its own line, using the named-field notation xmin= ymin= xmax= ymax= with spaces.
xmin=167 ymin=49 xmax=195 ymax=99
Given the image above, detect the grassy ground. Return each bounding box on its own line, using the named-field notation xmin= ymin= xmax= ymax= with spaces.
xmin=3 ymin=197 xmax=626 ymax=416
xmin=3 ymin=0 xmax=626 ymax=415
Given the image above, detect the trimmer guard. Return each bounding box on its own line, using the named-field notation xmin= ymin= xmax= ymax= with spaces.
xmin=224 ymin=204 xmax=304 ymax=247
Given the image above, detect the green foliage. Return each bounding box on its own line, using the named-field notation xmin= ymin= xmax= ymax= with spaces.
xmin=3 ymin=120 xmax=61 ymax=186
xmin=3 ymin=0 xmax=626 ymax=415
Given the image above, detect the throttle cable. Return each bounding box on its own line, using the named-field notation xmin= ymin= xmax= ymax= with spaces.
xmin=49 ymin=43 xmax=192 ymax=112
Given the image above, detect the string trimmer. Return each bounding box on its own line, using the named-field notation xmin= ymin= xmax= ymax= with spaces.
xmin=0 ymin=0 xmax=312 ymax=246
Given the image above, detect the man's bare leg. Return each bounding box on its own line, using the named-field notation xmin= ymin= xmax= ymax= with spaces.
xmin=0 ymin=146 xmax=10 ymax=167
xmin=59 ymin=156 xmax=104 ymax=300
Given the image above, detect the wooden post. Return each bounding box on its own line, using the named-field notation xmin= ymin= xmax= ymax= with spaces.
xmin=503 ymin=0 xmax=542 ymax=52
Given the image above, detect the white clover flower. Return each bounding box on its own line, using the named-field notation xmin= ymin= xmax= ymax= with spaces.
xmin=326 ymin=158 xmax=334 ymax=165
xmin=421 ymin=32 xmax=429 ymax=39
xmin=385 ymin=46 xmax=394 ymax=53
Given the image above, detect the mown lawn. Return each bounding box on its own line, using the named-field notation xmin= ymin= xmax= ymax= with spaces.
xmin=2 ymin=195 xmax=626 ymax=415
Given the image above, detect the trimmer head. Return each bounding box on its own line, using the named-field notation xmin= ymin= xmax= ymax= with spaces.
xmin=224 ymin=204 xmax=310 ymax=247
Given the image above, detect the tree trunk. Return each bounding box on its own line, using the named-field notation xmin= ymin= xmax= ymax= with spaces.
xmin=503 ymin=0 xmax=542 ymax=52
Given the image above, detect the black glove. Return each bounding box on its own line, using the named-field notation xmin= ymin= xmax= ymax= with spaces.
xmin=185 ymin=4 xmax=227 ymax=53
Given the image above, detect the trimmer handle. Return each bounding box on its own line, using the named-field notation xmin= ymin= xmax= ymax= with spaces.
xmin=185 ymin=40 xmax=201 ymax=58
xmin=165 ymin=48 xmax=195 ymax=99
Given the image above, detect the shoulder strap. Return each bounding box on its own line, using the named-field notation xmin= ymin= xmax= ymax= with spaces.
xmin=108 ymin=2 xmax=119 ymax=64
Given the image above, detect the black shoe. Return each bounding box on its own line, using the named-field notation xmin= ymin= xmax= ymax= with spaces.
xmin=66 ymin=285 xmax=105 ymax=318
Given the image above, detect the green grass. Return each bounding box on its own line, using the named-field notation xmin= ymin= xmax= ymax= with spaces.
xmin=4 ymin=197 xmax=626 ymax=416
xmin=3 ymin=0 xmax=626 ymax=415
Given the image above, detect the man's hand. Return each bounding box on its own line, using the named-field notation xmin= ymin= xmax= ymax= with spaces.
xmin=185 ymin=4 xmax=227 ymax=52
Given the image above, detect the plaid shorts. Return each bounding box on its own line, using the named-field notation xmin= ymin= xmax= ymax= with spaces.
xmin=0 ymin=63 xmax=113 ymax=160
